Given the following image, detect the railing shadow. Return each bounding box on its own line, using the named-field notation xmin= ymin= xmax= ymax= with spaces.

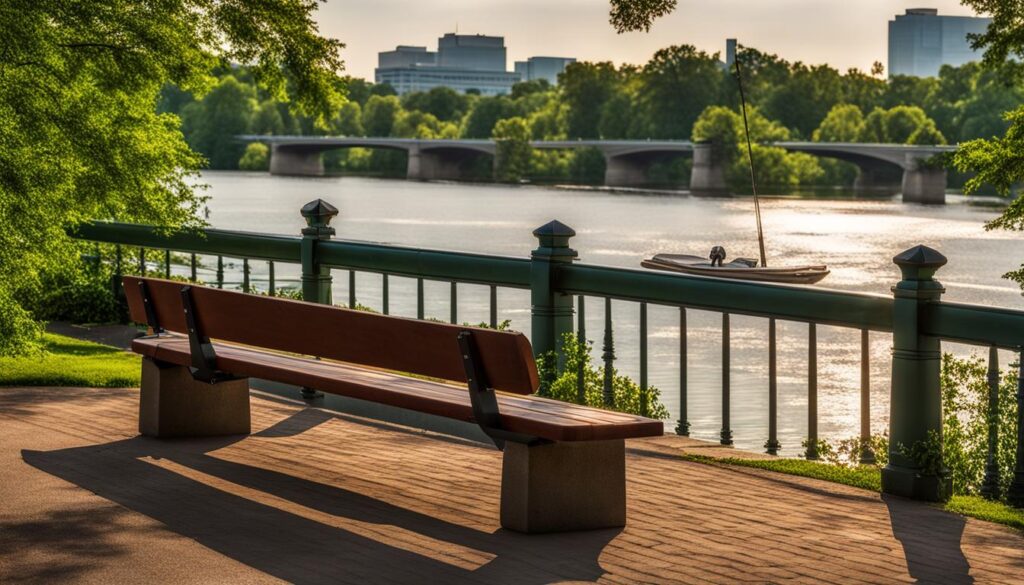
xmin=20 ymin=412 xmax=618 ymax=585
xmin=883 ymin=493 xmax=973 ymax=584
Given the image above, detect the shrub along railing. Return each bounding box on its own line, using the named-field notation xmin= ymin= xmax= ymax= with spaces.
xmin=69 ymin=198 xmax=1024 ymax=505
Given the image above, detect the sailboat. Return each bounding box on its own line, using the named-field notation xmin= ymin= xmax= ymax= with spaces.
xmin=642 ymin=57 xmax=830 ymax=286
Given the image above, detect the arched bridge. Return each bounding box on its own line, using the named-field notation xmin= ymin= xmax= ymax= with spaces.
xmin=239 ymin=136 xmax=957 ymax=203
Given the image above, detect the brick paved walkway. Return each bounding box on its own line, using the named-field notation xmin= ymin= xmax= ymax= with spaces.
xmin=1 ymin=386 xmax=1022 ymax=584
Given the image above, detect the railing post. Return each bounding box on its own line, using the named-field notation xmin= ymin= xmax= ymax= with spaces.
xmin=1007 ymin=350 xmax=1024 ymax=507
xmin=299 ymin=199 xmax=338 ymax=305
xmin=530 ymin=220 xmax=577 ymax=368
xmin=883 ymin=245 xmax=951 ymax=502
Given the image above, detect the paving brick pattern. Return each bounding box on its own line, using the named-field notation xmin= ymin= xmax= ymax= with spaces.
xmin=1 ymin=386 xmax=1022 ymax=584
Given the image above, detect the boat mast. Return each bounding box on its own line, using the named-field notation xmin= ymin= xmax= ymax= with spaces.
xmin=734 ymin=56 xmax=767 ymax=268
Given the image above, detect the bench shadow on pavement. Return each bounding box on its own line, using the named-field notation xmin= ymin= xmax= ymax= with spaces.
xmin=884 ymin=494 xmax=973 ymax=584
xmin=20 ymin=410 xmax=618 ymax=585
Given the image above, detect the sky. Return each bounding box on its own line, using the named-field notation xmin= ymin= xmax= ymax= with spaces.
xmin=316 ymin=1 xmax=985 ymax=80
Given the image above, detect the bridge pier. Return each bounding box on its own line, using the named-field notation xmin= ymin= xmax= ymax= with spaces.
xmin=407 ymin=147 xmax=492 ymax=181
xmin=269 ymin=145 xmax=324 ymax=176
xmin=604 ymin=156 xmax=647 ymax=187
xmin=902 ymin=156 xmax=946 ymax=204
xmin=689 ymin=142 xmax=727 ymax=193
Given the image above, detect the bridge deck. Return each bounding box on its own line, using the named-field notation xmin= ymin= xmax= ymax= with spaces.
xmin=2 ymin=386 xmax=1021 ymax=584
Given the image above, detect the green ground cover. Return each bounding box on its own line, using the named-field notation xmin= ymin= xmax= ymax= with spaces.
xmin=0 ymin=333 xmax=140 ymax=387
xmin=681 ymin=453 xmax=1024 ymax=532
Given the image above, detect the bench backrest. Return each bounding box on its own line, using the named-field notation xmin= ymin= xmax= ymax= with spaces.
xmin=123 ymin=276 xmax=539 ymax=394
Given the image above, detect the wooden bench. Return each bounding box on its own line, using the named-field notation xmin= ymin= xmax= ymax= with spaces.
xmin=123 ymin=276 xmax=664 ymax=533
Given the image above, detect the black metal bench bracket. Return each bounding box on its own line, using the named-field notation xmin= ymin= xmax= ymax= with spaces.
xmin=180 ymin=285 xmax=241 ymax=385
xmin=138 ymin=280 xmax=164 ymax=336
xmin=457 ymin=330 xmax=543 ymax=450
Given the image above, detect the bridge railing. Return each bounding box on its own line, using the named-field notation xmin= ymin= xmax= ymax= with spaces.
xmin=69 ymin=198 xmax=1024 ymax=505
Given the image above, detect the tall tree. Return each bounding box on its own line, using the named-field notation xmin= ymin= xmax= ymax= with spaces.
xmin=636 ymin=45 xmax=722 ymax=139
xmin=559 ymin=62 xmax=620 ymax=139
xmin=0 ymin=0 xmax=343 ymax=354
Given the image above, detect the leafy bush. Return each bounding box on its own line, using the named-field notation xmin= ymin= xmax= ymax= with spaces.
xmin=814 ymin=353 xmax=1019 ymax=502
xmin=537 ymin=333 xmax=670 ymax=419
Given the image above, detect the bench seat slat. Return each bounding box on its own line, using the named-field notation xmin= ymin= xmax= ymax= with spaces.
xmin=133 ymin=336 xmax=665 ymax=442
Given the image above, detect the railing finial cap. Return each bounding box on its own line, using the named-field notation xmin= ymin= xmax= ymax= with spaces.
xmin=893 ymin=245 xmax=947 ymax=269
xmin=532 ymin=220 xmax=575 ymax=238
xmin=300 ymin=199 xmax=339 ymax=222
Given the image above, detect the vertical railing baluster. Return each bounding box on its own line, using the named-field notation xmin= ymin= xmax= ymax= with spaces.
xmin=450 ymin=281 xmax=458 ymax=324
xmin=859 ymin=329 xmax=876 ymax=464
xmin=164 ymin=249 xmax=171 ymax=279
xmin=576 ymin=295 xmax=586 ymax=404
xmin=242 ymin=259 xmax=250 ymax=292
xmin=190 ymin=253 xmax=197 ymax=282
xmin=382 ymin=274 xmax=390 ymax=315
xmin=349 ymin=270 xmax=356 ymax=308
xmin=676 ymin=307 xmax=689 ymax=436
xmin=416 ymin=277 xmax=424 ymax=320
xmin=806 ymin=322 xmax=819 ymax=460
xmin=602 ymin=297 xmax=615 ymax=407
xmin=268 ymin=261 xmax=275 ymax=296
xmin=1007 ymin=349 xmax=1024 ymax=507
xmin=489 ymin=285 xmax=497 ymax=328
xmin=721 ymin=312 xmax=733 ymax=445
xmin=216 ymin=255 xmax=224 ymax=289
xmin=114 ymin=244 xmax=123 ymax=281
xmin=138 ymin=247 xmax=146 ymax=276
xmin=766 ymin=318 xmax=780 ymax=455
xmin=639 ymin=302 xmax=649 ymax=417
xmin=981 ymin=345 xmax=1002 ymax=499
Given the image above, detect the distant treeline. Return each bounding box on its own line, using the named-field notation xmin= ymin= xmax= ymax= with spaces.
xmin=158 ymin=45 xmax=1023 ymax=189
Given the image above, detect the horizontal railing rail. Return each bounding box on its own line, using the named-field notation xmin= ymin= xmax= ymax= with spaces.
xmin=318 ymin=240 xmax=531 ymax=288
xmin=68 ymin=199 xmax=1024 ymax=506
xmin=558 ymin=263 xmax=895 ymax=331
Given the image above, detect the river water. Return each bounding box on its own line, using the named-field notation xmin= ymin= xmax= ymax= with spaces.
xmin=199 ymin=171 xmax=1024 ymax=455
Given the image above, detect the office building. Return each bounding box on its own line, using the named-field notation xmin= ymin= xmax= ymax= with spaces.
xmin=888 ymin=8 xmax=992 ymax=77
xmin=514 ymin=56 xmax=576 ymax=85
xmin=376 ymin=33 xmax=520 ymax=96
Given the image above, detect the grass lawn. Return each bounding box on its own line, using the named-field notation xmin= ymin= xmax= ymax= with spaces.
xmin=681 ymin=453 xmax=1024 ymax=532
xmin=0 ymin=333 xmax=140 ymax=387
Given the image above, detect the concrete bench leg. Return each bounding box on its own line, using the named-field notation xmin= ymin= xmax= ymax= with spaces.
xmin=139 ymin=358 xmax=251 ymax=438
xmin=500 ymin=439 xmax=626 ymax=533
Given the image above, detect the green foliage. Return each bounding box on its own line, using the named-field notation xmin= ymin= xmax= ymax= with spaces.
xmin=559 ymin=62 xmax=621 ymax=139
xmin=402 ymin=87 xmax=469 ymax=122
xmin=636 ymin=45 xmax=723 ymax=139
xmin=0 ymin=0 xmax=344 ymax=356
xmin=939 ymin=352 xmax=1019 ymax=499
xmin=813 ymin=104 xmax=865 ymax=142
xmin=461 ymin=96 xmax=517 ymax=139
xmin=608 ymin=0 xmax=678 ymax=33
xmin=493 ymin=117 xmax=533 ymax=182
xmin=180 ymin=75 xmax=257 ymax=169
xmin=536 ymin=333 xmax=670 ymax=420
xmin=0 ymin=333 xmax=140 ymax=388
xmin=239 ymin=143 xmax=270 ymax=171
xmin=362 ymin=95 xmax=402 ymax=137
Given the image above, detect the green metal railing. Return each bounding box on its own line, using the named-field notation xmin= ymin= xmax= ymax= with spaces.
xmin=69 ymin=198 xmax=1024 ymax=505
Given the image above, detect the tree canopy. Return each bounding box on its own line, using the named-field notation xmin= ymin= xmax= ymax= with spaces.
xmin=0 ymin=0 xmax=343 ymax=354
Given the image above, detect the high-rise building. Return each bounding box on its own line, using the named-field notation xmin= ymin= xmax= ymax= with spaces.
xmin=887 ymin=8 xmax=992 ymax=77
xmin=375 ymin=34 xmax=521 ymax=96
xmin=514 ymin=57 xmax=576 ymax=85
xmin=376 ymin=34 xmax=577 ymax=96
xmin=437 ymin=34 xmax=506 ymax=71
